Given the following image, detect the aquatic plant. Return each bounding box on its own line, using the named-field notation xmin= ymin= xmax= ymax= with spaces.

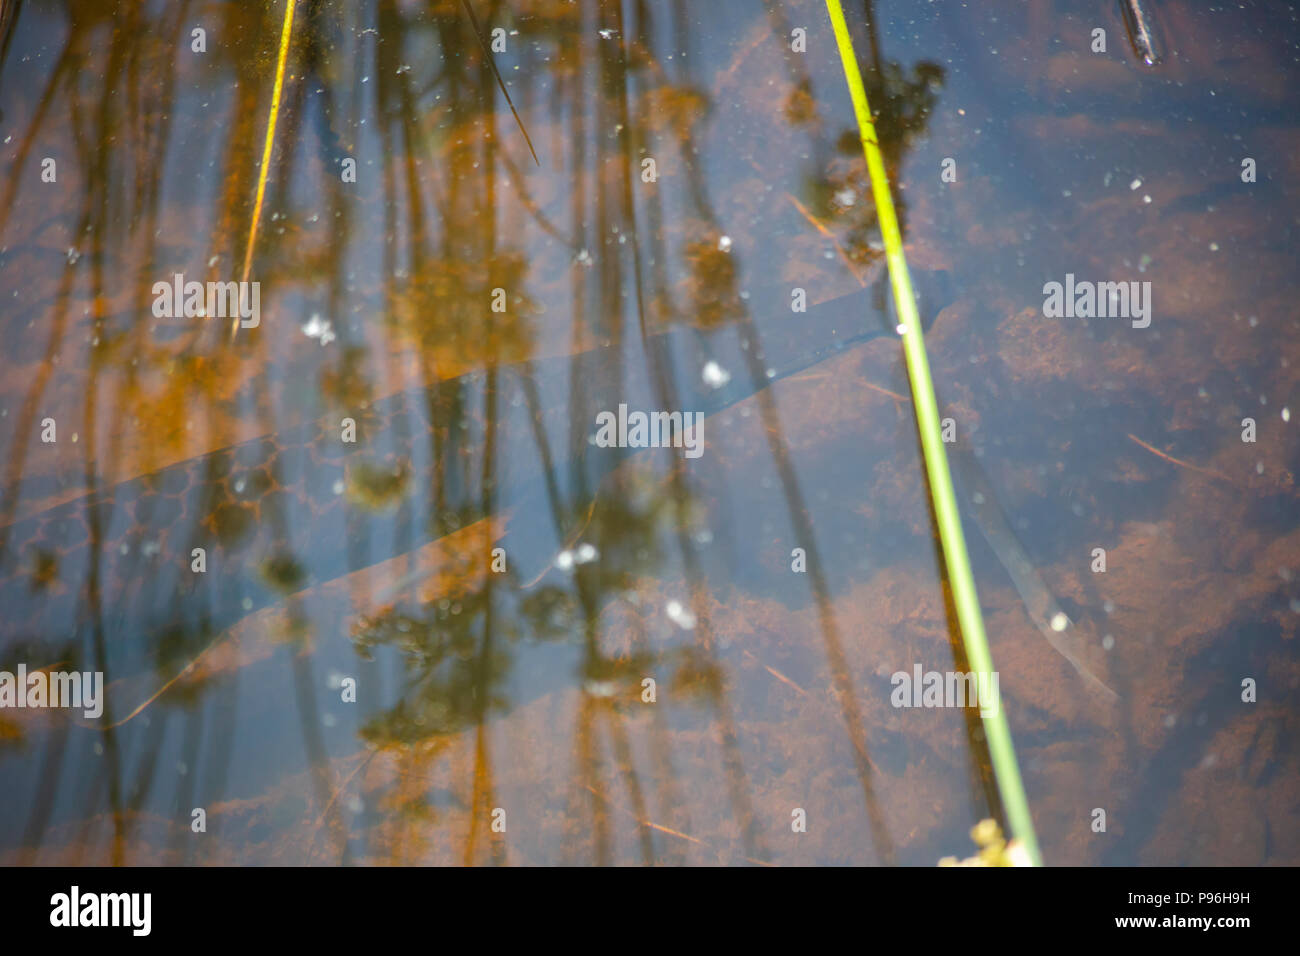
xmin=938 ymin=819 xmax=1032 ymax=868
xmin=822 ymin=0 xmax=1042 ymax=865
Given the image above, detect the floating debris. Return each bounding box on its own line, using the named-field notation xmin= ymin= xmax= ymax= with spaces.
xmin=555 ymin=542 xmax=598 ymax=572
xmin=582 ymin=679 xmax=618 ymax=698
xmin=702 ymin=360 xmax=731 ymax=389
xmin=1120 ymin=0 xmax=1164 ymax=67
xmin=666 ymin=599 xmax=696 ymax=630
xmin=303 ymin=313 xmax=336 ymax=345
xmin=938 ymin=819 xmax=1033 ymax=867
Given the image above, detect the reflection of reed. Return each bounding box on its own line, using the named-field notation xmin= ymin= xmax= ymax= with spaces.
xmin=0 ymin=0 xmax=953 ymax=865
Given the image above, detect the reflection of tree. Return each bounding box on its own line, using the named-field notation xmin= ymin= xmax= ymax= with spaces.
xmin=809 ymin=8 xmax=945 ymax=272
xmin=0 ymin=0 xmax=948 ymax=864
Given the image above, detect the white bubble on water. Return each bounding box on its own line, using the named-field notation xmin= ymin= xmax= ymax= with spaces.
xmin=666 ymin=600 xmax=696 ymax=630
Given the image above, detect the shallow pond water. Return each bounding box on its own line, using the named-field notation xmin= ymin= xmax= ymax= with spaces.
xmin=0 ymin=0 xmax=1296 ymax=865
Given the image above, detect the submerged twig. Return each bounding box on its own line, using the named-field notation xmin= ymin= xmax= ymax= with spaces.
xmin=459 ymin=0 xmax=540 ymax=166
xmin=1127 ymin=433 xmax=1236 ymax=485
xmin=784 ymin=192 xmax=871 ymax=289
xmin=582 ymin=785 xmax=705 ymax=847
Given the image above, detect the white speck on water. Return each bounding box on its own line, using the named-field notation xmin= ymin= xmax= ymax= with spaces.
xmin=833 ymin=187 xmax=856 ymax=207
xmin=303 ymin=313 xmax=336 ymax=345
xmin=555 ymin=549 xmax=574 ymax=571
xmin=1050 ymin=612 xmax=1069 ymax=632
xmin=666 ymin=600 xmax=696 ymax=630
xmin=242 ymin=597 xmax=253 ymax=611
xmin=1163 ymin=713 xmax=1178 ymax=728
xmin=583 ymin=679 xmax=617 ymax=698
xmin=1102 ymin=634 xmax=1115 ymax=651
xmin=332 ymin=479 xmax=345 ymax=495
xmin=574 ymin=542 xmax=598 ymax=564
xmin=1209 ymin=242 xmax=1219 ymax=251
xmin=1104 ymin=599 xmax=1116 ymax=615
xmin=895 ymin=323 xmax=907 ymax=335
xmin=718 ymin=235 xmax=732 ymax=252
xmin=702 ymin=360 xmax=730 ymax=389
xmin=1130 ymin=178 xmax=1142 ymax=190
xmin=1283 ymin=407 xmax=1291 ymax=422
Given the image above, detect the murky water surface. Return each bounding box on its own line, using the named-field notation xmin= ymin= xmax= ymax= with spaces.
xmin=0 ymin=0 xmax=1296 ymax=865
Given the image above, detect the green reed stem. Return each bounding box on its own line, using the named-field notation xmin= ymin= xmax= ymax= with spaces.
xmin=821 ymin=0 xmax=1043 ymax=866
